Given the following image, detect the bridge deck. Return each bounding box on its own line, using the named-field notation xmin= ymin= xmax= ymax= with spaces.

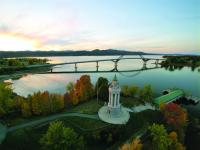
xmin=26 ymin=57 xmax=164 ymax=69
xmin=53 ymin=57 xmax=164 ymax=66
xmin=39 ymin=66 xmax=160 ymax=74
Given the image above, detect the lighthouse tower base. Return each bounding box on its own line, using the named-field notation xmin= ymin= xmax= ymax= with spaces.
xmin=98 ymin=106 xmax=130 ymax=124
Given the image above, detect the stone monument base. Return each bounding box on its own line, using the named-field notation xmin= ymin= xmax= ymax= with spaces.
xmin=98 ymin=106 xmax=130 ymax=124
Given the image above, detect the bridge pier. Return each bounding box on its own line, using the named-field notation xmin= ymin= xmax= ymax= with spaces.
xmin=96 ymin=61 xmax=99 ymax=72
xmin=155 ymin=60 xmax=159 ymax=67
xmin=75 ymin=63 xmax=78 ymax=72
xmin=143 ymin=59 xmax=149 ymax=63
xmin=112 ymin=61 xmax=118 ymax=71
xmin=142 ymin=62 xmax=147 ymax=70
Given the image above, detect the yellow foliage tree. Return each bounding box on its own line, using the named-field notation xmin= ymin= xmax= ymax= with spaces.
xmin=21 ymin=101 xmax=32 ymax=117
xmin=120 ymin=138 xmax=142 ymax=150
xmin=168 ymin=131 xmax=185 ymax=150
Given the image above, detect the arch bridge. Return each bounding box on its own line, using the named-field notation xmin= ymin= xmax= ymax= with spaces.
xmin=38 ymin=55 xmax=164 ymax=74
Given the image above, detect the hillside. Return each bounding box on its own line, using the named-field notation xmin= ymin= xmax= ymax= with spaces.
xmin=0 ymin=49 xmax=155 ymax=58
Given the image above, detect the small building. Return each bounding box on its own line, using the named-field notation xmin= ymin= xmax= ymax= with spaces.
xmin=153 ymin=89 xmax=184 ymax=106
xmin=98 ymin=75 xmax=130 ymax=124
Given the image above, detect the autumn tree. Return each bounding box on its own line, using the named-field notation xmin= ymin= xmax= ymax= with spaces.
xmin=161 ymin=103 xmax=188 ymax=141
xmin=95 ymin=77 xmax=109 ymax=101
xmin=64 ymin=92 xmax=70 ymax=107
xmin=120 ymin=138 xmax=142 ymax=150
xmin=121 ymin=85 xmax=130 ymax=97
xmin=129 ymin=86 xmax=139 ymax=97
xmin=13 ymin=96 xmax=23 ymax=111
xmin=21 ymin=100 xmax=32 ymax=117
xmin=122 ymin=85 xmax=139 ymax=97
xmin=77 ymin=75 xmax=94 ymax=102
xmin=161 ymin=103 xmax=188 ymax=128
xmin=139 ymin=85 xmax=153 ymax=103
xmin=26 ymin=91 xmax=64 ymax=116
xmin=149 ymin=124 xmax=172 ymax=150
xmin=40 ymin=121 xmax=84 ymax=150
xmin=30 ymin=92 xmax=43 ymax=115
xmin=68 ymin=75 xmax=94 ymax=105
xmin=168 ymin=131 xmax=185 ymax=150
xmin=50 ymin=94 xmax=64 ymax=113
xmin=40 ymin=91 xmax=51 ymax=115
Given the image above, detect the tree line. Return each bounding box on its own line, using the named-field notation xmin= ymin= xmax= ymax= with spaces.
xmin=1 ymin=75 xmax=154 ymax=119
xmin=161 ymin=56 xmax=200 ymax=71
xmin=0 ymin=58 xmax=49 ymax=74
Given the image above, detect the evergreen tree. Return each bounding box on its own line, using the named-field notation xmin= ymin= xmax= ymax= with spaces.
xmin=95 ymin=77 xmax=109 ymax=101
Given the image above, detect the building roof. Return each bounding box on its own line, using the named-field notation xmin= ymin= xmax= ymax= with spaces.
xmin=153 ymin=90 xmax=184 ymax=105
xmin=113 ymin=74 xmax=118 ymax=81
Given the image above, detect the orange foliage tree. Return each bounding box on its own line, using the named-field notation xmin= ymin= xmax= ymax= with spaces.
xmin=161 ymin=103 xmax=188 ymax=141
xmin=120 ymin=138 xmax=142 ymax=150
xmin=22 ymin=91 xmax=64 ymax=117
xmin=67 ymin=75 xmax=94 ymax=105
xmin=161 ymin=103 xmax=188 ymax=128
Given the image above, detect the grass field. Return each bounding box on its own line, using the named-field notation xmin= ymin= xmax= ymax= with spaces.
xmin=62 ymin=117 xmax=109 ymax=131
xmin=69 ymin=99 xmax=104 ymax=114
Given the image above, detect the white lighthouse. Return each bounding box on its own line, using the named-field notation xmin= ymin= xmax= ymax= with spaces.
xmin=98 ymin=75 xmax=130 ymax=124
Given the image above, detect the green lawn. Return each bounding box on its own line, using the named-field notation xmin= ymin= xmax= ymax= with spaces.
xmin=67 ymin=96 xmax=142 ymax=114
xmin=62 ymin=117 xmax=109 ymax=132
xmin=68 ymin=99 xmax=104 ymax=114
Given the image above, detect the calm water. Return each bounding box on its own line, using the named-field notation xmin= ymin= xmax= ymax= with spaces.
xmin=12 ymin=55 xmax=200 ymax=100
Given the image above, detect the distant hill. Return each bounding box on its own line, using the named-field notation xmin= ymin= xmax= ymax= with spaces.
xmin=0 ymin=49 xmax=157 ymax=58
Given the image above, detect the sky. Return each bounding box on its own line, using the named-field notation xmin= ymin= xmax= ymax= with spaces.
xmin=0 ymin=0 xmax=199 ymax=54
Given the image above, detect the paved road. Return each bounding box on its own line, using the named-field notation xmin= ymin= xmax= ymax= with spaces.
xmin=0 ymin=112 xmax=99 ymax=144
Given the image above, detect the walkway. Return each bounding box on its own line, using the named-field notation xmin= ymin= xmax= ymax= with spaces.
xmin=131 ymin=103 xmax=156 ymax=113
xmin=8 ymin=112 xmax=99 ymax=132
xmin=98 ymin=106 xmax=130 ymax=124
xmin=0 ymin=112 xmax=99 ymax=143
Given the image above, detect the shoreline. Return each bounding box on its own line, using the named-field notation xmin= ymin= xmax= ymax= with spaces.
xmin=0 ymin=66 xmax=52 ymax=82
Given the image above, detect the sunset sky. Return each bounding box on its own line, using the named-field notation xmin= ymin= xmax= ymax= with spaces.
xmin=0 ymin=0 xmax=199 ymax=53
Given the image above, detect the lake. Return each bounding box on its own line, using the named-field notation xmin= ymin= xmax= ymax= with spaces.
xmin=10 ymin=55 xmax=200 ymax=112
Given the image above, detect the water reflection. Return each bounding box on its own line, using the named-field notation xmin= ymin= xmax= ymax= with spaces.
xmin=162 ymin=64 xmax=200 ymax=72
